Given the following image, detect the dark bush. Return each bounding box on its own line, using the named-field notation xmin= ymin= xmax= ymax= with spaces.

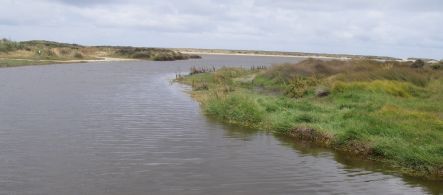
xmin=411 ymin=59 xmax=425 ymax=68
xmin=189 ymin=55 xmax=202 ymax=59
xmin=132 ymin=52 xmax=152 ymax=59
xmin=152 ymin=53 xmax=175 ymax=61
xmin=430 ymin=62 xmax=442 ymax=70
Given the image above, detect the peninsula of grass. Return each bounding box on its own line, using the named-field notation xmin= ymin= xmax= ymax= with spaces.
xmin=0 ymin=59 xmax=71 ymax=68
xmin=176 ymin=59 xmax=443 ymax=179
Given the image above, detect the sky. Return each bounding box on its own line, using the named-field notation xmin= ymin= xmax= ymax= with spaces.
xmin=0 ymin=0 xmax=442 ymax=59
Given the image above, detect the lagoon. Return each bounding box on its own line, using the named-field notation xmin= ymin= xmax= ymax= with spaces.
xmin=0 ymin=55 xmax=440 ymax=194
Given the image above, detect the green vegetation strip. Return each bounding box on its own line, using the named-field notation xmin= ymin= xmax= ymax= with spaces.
xmin=177 ymin=59 xmax=443 ymax=179
xmin=0 ymin=59 xmax=65 ymax=68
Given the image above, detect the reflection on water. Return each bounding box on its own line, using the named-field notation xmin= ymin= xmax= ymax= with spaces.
xmin=0 ymin=55 xmax=441 ymax=194
xmin=275 ymin=135 xmax=443 ymax=195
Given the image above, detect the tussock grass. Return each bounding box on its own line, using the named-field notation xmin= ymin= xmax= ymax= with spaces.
xmin=177 ymin=58 xmax=443 ymax=179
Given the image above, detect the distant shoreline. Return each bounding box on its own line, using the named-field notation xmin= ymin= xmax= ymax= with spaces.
xmin=174 ymin=48 xmax=408 ymax=61
xmin=0 ymin=57 xmax=137 ymax=63
xmin=181 ymin=51 xmax=352 ymax=60
xmin=181 ymin=51 xmax=436 ymax=63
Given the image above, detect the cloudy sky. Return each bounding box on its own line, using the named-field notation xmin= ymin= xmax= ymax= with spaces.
xmin=1 ymin=0 xmax=442 ymax=59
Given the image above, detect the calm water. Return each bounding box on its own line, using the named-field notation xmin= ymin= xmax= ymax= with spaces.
xmin=0 ymin=55 xmax=441 ymax=195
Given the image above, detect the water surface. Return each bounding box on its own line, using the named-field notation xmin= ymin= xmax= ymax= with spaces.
xmin=0 ymin=55 xmax=441 ymax=194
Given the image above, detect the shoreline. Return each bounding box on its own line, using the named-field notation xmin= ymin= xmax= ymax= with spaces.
xmin=181 ymin=51 xmax=352 ymax=60
xmin=0 ymin=57 xmax=139 ymax=68
xmin=182 ymin=86 xmax=443 ymax=180
xmin=180 ymin=51 xmax=424 ymax=63
xmin=0 ymin=57 xmax=138 ymax=63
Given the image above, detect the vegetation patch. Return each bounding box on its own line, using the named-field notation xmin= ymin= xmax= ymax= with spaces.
xmin=0 ymin=59 xmax=62 ymax=67
xmin=333 ymin=80 xmax=418 ymax=97
xmin=176 ymin=58 xmax=443 ymax=179
xmin=113 ymin=47 xmax=199 ymax=61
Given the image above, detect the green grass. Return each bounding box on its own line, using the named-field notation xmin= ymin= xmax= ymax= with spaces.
xmin=0 ymin=59 xmax=65 ymax=67
xmin=177 ymin=59 xmax=443 ymax=179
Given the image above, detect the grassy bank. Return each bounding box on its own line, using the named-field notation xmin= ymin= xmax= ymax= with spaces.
xmin=0 ymin=59 xmax=73 ymax=68
xmin=177 ymin=59 xmax=443 ymax=179
xmin=0 ymin=39 xmax=200 ymax=67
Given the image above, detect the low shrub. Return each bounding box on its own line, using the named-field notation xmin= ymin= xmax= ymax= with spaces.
xmin=411 ymin=59 xmax=425 ymax=68
xmin=430 ymin=63 xmax=442 ymax=70
xmin=188 ymin=54 xmax=202 ymax=59
xmin=0 ymin=39 xmax=22 ymax=52
xmin=284 ymin=76 xmax=319 ymax=98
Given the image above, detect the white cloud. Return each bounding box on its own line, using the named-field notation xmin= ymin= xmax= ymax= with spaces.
xmin=0 ymin=0 xmax=442 ymax=59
